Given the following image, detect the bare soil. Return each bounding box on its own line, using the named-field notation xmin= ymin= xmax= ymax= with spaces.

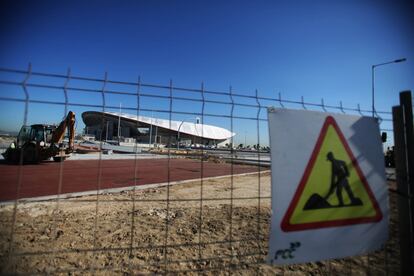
xmin=0 ymin=170 xmax=399 ymax=275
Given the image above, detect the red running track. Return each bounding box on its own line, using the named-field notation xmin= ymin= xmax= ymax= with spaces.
xmin=0 ymin=159 xmax=259 ymax=201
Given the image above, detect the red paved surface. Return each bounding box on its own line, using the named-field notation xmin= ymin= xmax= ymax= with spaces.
xmin=0 ymin=159 xmax=259 ymax=201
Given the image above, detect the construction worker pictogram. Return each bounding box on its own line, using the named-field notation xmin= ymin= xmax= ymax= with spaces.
xmin=281 ymin=116 xmax=382 ymax=232
xmin=303 ymin=151 xmax=363 ymax=210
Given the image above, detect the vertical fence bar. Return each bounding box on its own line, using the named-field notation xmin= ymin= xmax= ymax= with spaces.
xmin=255 ymin=89 xmax=262 ymax=268
xmin=22 ymin=63 xmax=32 ymax=129
xmin=7 ymin=63 xmax=32 ymax=273
xmin=321 ymin=98 xmax=327 ymax=112
xmin=340 ymin=100 xmax=352 ymax=276
xmin=63 ymin=68 xmax=70 ymax=116
xmin=92 ymin=72 xmax=108 ymax=271
xmin=129 ymin=76 xmax=141 ymax=267
xmin=278 ymin=92 xmax=285 ymax=108
xmin=339 ymin=101 xmax=346 ymax=114
xmin=198 ymin=81 xmax=205 ymax=268
xmin=51 ymin=67 xmax=71 ymax=271
xmin=357 ymin=104 xmax=364 ymax=116
xmin=164 ymin=79 xmax=173 ymax=274
xmin=399 ymin=91 xmax=414 ymax=244
xmin=55 ymin=67 xmax=71 ymax=208
xmin=301 ymin=96 xmax=307 ymax=110
xmin=229 ymin=85 xmax=235 ymax=267
xmin=393 ymin=105 xmax=411 ymax=275
xmin=319 ymin=99 xmax=333 ymax=275
xmin=392 ymin=90 xmax=414 ymax=276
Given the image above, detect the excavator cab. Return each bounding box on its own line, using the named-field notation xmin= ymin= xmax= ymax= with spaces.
xmin=16 ymin=126 xmax=31 ymax=147
xmin=16 ymin=125 xmax=55 ymax=147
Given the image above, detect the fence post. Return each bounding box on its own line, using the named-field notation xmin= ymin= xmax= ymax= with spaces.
xmin=392 ymin=90 xmax=414 ymax=276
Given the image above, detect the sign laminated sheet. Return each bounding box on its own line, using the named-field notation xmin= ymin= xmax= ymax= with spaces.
xmin=267 ymin=108 xmax=388 ymax=265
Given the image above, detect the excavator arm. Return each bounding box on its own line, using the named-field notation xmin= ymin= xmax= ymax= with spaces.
xmin=51 ymin=111 xmax=76 ymax=150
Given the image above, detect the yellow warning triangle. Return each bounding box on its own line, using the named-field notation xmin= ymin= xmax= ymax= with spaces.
xmin=281 ymin=116 xmax=382 ymax=232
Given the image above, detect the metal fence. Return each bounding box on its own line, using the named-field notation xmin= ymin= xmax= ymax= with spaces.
xmin=0 ymin=64 xmax=399 ymax=275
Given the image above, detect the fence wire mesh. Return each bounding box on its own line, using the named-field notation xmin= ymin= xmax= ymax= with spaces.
xmin=0 ymin=65 xmax=399 ymax=275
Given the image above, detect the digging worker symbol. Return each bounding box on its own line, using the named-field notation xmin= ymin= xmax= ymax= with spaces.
xmin=304 ymin=151 xmax=363 ymax=210
xmin=325 ymin=152 xmax=361 ymax=206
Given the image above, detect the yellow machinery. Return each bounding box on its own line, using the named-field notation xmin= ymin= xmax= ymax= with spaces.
xmin=2 ymin=111 xmax=76 ymax=163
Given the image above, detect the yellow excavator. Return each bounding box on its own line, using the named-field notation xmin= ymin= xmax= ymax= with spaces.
xmin=2 ymin=111 xmax=76 ymax=163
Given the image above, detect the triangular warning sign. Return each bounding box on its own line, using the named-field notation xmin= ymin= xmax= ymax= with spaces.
xmin=281 ymin=116 xmax=382 ymax=232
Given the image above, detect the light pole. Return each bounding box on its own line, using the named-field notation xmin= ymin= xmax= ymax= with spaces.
xmin=149 ymin=110 xmax=153 ymax=147
xmin=117 ymin=102 xmax=122 ymax=144
xmin=105 ymin=121 xmax=109 ymax=141
xmin=372 ymin=58 xmax=406 ymax=117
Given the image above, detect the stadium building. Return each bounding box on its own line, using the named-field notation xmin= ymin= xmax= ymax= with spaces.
xmin=81 ymin=111 xmax=234 ymax=146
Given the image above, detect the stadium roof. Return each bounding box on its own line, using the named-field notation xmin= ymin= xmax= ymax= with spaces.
xmin=82 ymin=111 xmax=235 ymax=141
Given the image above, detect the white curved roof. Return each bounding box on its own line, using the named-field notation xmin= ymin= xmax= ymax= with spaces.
xmin=104 ymin=112 xmax=235 ymax=140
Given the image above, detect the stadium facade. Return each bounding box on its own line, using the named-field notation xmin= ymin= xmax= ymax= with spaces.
xmin=81 ymin=111 xmax=234 ymax=146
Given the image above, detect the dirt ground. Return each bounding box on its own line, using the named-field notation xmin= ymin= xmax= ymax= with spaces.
xmin=0 ymin=170 xmax=400 ymax=275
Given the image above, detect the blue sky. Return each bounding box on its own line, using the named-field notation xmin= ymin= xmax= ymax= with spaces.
xmin=0 ymin=0 xmax=413 ymax=146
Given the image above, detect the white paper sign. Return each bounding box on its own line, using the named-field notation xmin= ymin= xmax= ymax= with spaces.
xmin=267 ymin=108 xmax=388 ymax=265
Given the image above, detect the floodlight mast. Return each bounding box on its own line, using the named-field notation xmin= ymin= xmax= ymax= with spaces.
xmin=118 ymin=103 xmax=122 ymax=144
xmin=371 ymin=58 xmax=406 ymax=117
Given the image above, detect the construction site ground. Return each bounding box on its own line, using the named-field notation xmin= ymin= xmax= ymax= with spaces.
xmin=0 ymin=168 xmax=399 ymax=275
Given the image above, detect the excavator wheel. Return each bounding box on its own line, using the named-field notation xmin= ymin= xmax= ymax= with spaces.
xmin=23 ymin=144 xmax=39 ymax=164
xmin=2 ymin=147 xmax=19 ymax=163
